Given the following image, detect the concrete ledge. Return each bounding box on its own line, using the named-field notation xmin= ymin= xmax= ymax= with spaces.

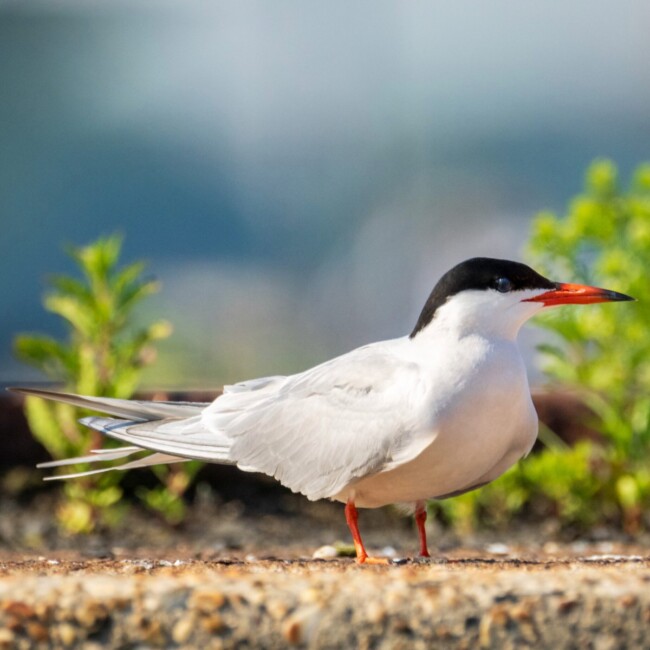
xmin=0 ymin=556 xmax=649 ymax=648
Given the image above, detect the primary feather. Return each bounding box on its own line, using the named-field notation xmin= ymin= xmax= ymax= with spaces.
xmin=13 ymin=387 xmax=208 ymax=420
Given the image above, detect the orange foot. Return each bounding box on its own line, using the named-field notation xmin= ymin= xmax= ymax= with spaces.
xmin=357 ymin=555 xmax=391 ymax=565
xmin=345 ymin=501 xmax=396 ymax=565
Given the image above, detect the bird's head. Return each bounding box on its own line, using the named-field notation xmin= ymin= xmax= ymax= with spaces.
xmin=411 ymin=257 xmax=634 ymax=340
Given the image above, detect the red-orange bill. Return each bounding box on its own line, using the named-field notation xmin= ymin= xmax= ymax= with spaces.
xmin=525 ymin=282 xmax=635 ymax=306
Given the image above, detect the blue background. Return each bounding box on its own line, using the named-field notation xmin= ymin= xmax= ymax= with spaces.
xmin=2 ymin=1 xmax=649 ymax=386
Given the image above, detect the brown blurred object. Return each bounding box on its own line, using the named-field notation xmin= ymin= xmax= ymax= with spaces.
xmin=0 ymin=391 xmax=48 ymax=468
xmin=531 ymin=390 xmax=602 ymax=447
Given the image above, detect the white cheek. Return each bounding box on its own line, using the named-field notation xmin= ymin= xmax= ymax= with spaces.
xmin=519 ymin=300 xmax=545 ymax=319
xmin=508 ymin=293 xmax=545 ymax=321
xmin=516 ymin=288 xmax=549 ymax=302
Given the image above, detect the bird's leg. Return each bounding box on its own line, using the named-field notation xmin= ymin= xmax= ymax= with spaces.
xmin=344 ymin=500 xmax=389 ymax=564
xmin=345 ymin=500 xmax=368 ymax=563
xmin=415 ymin=501 xmax=430 ymax=558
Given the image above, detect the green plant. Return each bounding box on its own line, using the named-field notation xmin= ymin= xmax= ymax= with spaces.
xmin=136 ymin=462 xmax=203 ymax=526
xmin=14 ymin=234 xmax=174 ymax=532
xmin=527 ymin=159 xmax=650 ymax=532
xmin=433 ymin=160 xmax=650 ymax=533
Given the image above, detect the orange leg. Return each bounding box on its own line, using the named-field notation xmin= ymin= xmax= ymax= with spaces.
xmin=415 ymin=501 xmax=430 ymax=558
xmin=344 ymin=500 xmax=389 ymax=565
xmin=345 ymin=500 xmax=368 ymax=563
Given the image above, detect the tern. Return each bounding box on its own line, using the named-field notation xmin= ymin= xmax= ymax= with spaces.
xmin=11 ymin=257 xmax=633 ymax=563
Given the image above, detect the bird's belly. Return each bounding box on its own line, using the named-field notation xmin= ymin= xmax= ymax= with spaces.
xmin=338 ymin=393 xmax=537 ymax=509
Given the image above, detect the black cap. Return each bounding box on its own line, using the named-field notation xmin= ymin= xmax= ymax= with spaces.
xmin=410 ymin=258 xmax=555 ymax=337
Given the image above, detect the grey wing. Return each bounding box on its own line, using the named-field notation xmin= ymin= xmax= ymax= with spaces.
xmin=202 ymin=345 xmax=427 ymax=500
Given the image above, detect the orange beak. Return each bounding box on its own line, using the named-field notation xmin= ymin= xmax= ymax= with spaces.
xmin=524 ymin=282 xmax=635 ymax=307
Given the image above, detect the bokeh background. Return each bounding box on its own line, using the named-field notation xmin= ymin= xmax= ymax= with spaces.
xmin=2 ymin=0 xmax=649 ymax=387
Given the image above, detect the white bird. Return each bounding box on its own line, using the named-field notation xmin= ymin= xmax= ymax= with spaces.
xmin=11 ymin=257 xmax=633 ymax=563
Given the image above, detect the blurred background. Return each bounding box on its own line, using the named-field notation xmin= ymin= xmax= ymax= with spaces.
xmin=2 ymin=0 xmax=650 ymax=387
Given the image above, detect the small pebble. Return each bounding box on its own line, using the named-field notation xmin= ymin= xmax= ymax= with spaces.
xmin=74 ymin=602 xmax=107 ymax=627
xmin=190 ymin=590 xmax=226 ymax=612
xmin=485 ymin=543 xmax=510 ymax=556
xmin=58 ymin=623 xmax=77 ymax=647
xmin=300 ymin=588 xmax=321 ymax=604
xmin=26 ymin=621 xmax=49 ymax=642
xmin=282 ymin=617 xmax=302 ymax=645
xmin=619 ymin=594 xmax=637 ymax=608
xmin=595 ymin=541 xmax=614 ymax=553
xmin=0 ymin=629 xmax=15 ymax=648
xmin=2 ymin=600 xmax=35 ymax=619
xmin=201 ymin=613 xmax=224 ymax=633
xmin=267 ymin=600 xmax=289 ymax=620
xmin=172 ymin=617 xmax=194 ymax=644
xmin=312 ymin=545 xmax=337 ymax=559
xmin=366 ymin=601 xmax=386 ymax=624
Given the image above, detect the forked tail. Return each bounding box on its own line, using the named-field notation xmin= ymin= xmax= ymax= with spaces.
xmin=9 ymin=387 xmax=229 ymax=480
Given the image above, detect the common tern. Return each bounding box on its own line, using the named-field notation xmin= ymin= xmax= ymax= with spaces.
xmin=11 ymin=257 xmax=633 ymax=563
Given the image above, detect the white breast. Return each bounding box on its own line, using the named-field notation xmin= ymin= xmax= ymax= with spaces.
xmin=336 ymin=336 xmax=538 ymax=508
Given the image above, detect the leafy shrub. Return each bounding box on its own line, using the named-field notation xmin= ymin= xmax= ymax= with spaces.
xmin=13 ymin=234 xmax=188 ymax=532
xmin=434 ymin=160 xmax=650 ymax=533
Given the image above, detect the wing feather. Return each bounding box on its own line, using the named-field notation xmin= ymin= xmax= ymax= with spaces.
xmin=202 ymin=341 xmax=428 ymax=500
xmin=20 ymin=340 xmax=432 ymax=499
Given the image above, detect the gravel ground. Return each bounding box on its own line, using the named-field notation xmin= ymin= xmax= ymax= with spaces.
xmin=2 ymin=485 xmax=650 ymax=648
xmin=1 ymin=551 xmax=649 ymax=649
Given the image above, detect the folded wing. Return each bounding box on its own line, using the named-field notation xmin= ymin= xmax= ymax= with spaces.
xmin=203 ymin=344 xmax=428 ymax=500
xmin=13 ymin=343 xmax=431 ymax=499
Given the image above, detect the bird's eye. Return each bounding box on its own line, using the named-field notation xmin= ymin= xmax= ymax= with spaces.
xmin=495 ymin=277 xmax=513 ymax=293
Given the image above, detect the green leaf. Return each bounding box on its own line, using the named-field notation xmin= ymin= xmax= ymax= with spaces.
xmin=13 ymin=334 xmax=74 ymax=377
xmin=48 ymin=275 xmax=93 ymax=307
xmin=44 ymin=294 xmax=95 ymax=337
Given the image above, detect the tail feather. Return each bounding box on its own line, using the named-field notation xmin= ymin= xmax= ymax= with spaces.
xmin=82 ymin=416 xmax=232 ymax=462
xmin=37 ymin=447 xmax=141 ymax=468
xmin=90 ymin=447 xmax=142 ymax=455
xmin=9 ymin=387 xmax=229 ymax=478
xmin=44 ymin=452 xmax=188 ymax=481
xmin=8 ymin=387 xmax=207 ymax=420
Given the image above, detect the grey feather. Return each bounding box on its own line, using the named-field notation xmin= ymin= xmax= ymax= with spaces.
xmin=202 ymin=344 xmax=426 ymax=500
xmin=80 ymin=416 xmax=233 ymax=463
xmin=9 ymin=387 xmax=206 ymax=420
xmin=44 ymin=452 xmax=188 ymax=481
xmin=37 ymin=447 xmax=141 ymax=468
